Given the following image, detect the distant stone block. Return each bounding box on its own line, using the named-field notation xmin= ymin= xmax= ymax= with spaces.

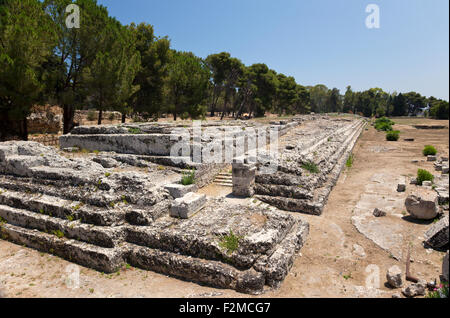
xmin=427 ymin=155 xmax=437 ymax=162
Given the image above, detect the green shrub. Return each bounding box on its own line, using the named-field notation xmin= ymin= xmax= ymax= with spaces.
xmin=181 ymin=170 xmax=196 ymax=185
xmin=374 ymin=117 xmax=395 ymax=131
xmin=417 ymin=169 xmax=434 ymax=185
xmin=301 ymin=161 xmax=319 ymax=174
xmin=386 ymin=130 xmax=400 ymax=141
xmin=87 ymin=110 xmax=96 ymax=121
xmin=423 ymin=145 xmax=437 ymax=156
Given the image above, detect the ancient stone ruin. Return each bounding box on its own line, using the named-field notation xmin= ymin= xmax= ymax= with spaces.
xmin=0 ymin=115 xmax=366 ymax=294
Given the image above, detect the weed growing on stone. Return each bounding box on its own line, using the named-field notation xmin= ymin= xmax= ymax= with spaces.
xmin=181 ymin=170 xmax=196 ymax=185
xmin=219 ymin=230 xmax=242 ymax=255
xmin=128 ymin=127 xmax=142 ymax=134
xmin=52 ymin=230 xmax=64 ymax=239
xmin=301 ymin=161 xmax=319 ymax=174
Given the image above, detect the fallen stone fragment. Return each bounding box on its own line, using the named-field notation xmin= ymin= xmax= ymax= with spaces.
xmin=352 ymin=244 xmax=366 ymax=258
xmin=170 ymin=192 xmax=206 ymax=219
xmin=428 ymin=155 xmax=437 ymax=162
xmin=404 ymin=138 xmax=415 ymax=142
xmin=392 ymin=293 xmax=402 ymax=298
xmin=422 ymin=181 xmax=433 ymax=187
xmin=373 ymin=208 xmax=387 ymax=217
xmin=92 ymin=156 xmax=119 ymax=168
xmin=405 ymin=189 xmax=439 ymax=220
xmin=397 ymin=178 xmax=406 ymax=192
xmin=410 ymin=178 xmax=418 ymax=185
xmin=402 ymin=282 xmax=426 ymax=298
xmin=387 ymin=265 xmax=403 ymax=288
xmin=164 ymin=183 xmax=197 ymax=199
xmin=424 ymin=217 xmax=449 ymax=249
xmin=442 ymin=166 xmax=449 ymax=174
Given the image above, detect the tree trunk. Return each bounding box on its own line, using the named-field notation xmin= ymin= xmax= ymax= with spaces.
xmin=21 ymin=118 xmax=28 ymax=141
xmin=98 ymin=109 xmax=103 ymax=125
xmin=121 ymin=113 xmax=126 ymax=123
xmin=173 ymin=112 xmax=177 ymax=121
xmin=63 ymin=104 xmax=75 ymax=134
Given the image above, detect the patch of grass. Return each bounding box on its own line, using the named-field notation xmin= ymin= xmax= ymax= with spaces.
xmin=66 ymin=215 xmax=74 ymax=222
xmin=128 ymin=127 xmax=142 ymax=134
xmin=343 ymin=273 xmax=353 ymax=280
xmin=104 ymin=172 xmax=111 ymax=177
xmin=346 ymin=154 xmax=354 ymax=168
xmin=219 ymin=230 xmax=242 ymax=255
xmin=157 ymin=165 xmax=166 ymax=171
xmin=386 ymin=130 xmax=400 ymax=141
xmin=52 ymin=230 xmax=64 ymax=239
xmin=181 ymin=169 xmax=196 ymax=185
xmin=423 ymin=145 xmax=437 ymax=156
xmin=417 ymin=169 xmax=434 ymax=186
xmin=301 ymin=161 xmax=319 ymax=174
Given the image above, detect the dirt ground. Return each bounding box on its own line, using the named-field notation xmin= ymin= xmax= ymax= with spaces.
xmin=1 ymin=117 xmax=448 ymax=298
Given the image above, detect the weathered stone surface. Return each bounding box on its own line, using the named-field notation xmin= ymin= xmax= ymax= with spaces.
xmin=424 ymin=217 xmax=449 ymax=249
xmin=397 ymin=177 xmax=406 ymax=192
xmin=164 ymin=183 xmax=197 ymax=199
xmin=0 ymin=119 xmax=315 ymax=294
xmin=170 ymin=192 xmax=206 ymax=219
xmin=422 ymin=181 xmax=433 ymax=187
xmin=405 ymin=190 xmax=439 ymax=220
xmin=402 ymin=282 xmax=426 ymax=298
xmin=442 ymin=251 xmax=449 ymax=282
xmin=386 ymin=265 xmax=403 ymax=288
xmin=373 ymin=208 xmax=387 ymax=217
xmin=427 ymin=155 xmax=437 ymax=162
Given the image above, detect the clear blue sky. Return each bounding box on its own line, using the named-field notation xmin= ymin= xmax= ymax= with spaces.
xmin=98 ymin=0 xmax=449 ymax=100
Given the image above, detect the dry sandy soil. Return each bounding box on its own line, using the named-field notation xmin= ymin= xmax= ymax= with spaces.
xmin=1 ymin=117 xmax=448 ymax=298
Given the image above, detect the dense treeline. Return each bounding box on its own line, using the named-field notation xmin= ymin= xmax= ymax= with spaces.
xmin=0 ymin=0 xmax=448 ymax=141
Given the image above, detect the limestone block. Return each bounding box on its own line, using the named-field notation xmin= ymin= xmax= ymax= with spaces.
xmin=386 ymin=265 xmax=403 ymax=288
xmin=232 ymin=162 xmax=256 ymax=197
xmin=405 ymin=189 xmax=439 ymax=220
xmin=170 ymin=192 xmax=206 ymax=219
xmin=164 ymin=183 xmax=197 ymax=199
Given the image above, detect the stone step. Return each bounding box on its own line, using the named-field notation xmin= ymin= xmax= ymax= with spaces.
xmin=125 ymin=242 xmax=265 ymax=295
xmin=0 ymin=223 xmax=125 ymax=273
xmin=0 ymin=204 xmax=123 ymax=248
xmin=0 ymin=187 xmax=125 ymax=226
